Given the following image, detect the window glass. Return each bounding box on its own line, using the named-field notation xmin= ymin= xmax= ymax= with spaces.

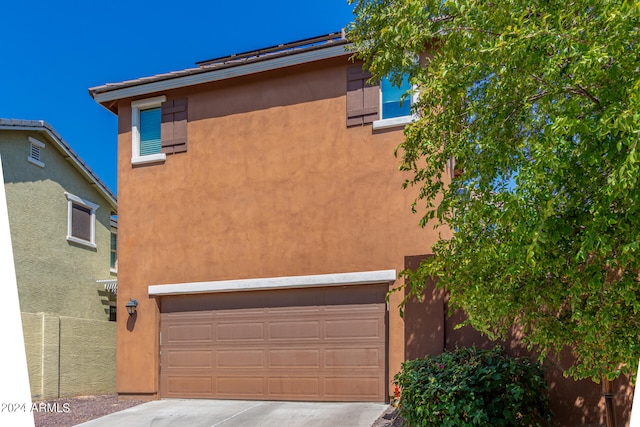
xmin=381 ymin=76 xmax=412 ymax=119
xmin=65 ymin=192 xmax=98 ymax=248
xmin=110 ymin=232 xmax=117 ymax=270
xmin=71 ymin=203 xmax=92 ymax=242
xmin=139 ymin=107 xmax=161 ymax=156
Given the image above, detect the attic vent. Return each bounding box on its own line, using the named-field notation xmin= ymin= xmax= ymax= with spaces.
xmin=31 ymin=143 xmax=40 ymax=160
xmin=27 ymin=136 xmax=45 ymax=167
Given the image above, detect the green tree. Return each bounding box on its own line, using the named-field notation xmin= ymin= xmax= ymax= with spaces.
xmin=347 ymin=0 xmax=640 ymax=382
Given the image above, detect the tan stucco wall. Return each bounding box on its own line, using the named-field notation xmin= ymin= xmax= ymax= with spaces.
xmin=59 ymin=316 xmax=116 ymax=397
xmin=21 ymin=313 xmax=116 ymax=399
xmin=114 ymin=57 xmax=440 ymax=398
xmin=0 ymin=130 xmax=116 ymax=398
xmin=22 ymin=312 xmax=46 ymax=398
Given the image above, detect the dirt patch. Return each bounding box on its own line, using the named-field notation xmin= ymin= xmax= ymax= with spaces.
xmin=32 ymin=394 xmax=145 ymax=427
xmin=371 ymin=405 xmax=405 ymax=427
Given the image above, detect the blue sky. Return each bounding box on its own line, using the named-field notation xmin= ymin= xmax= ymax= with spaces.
xmin=0 ymin=1 xmax=355 ymax=194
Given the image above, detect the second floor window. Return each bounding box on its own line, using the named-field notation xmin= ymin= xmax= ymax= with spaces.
xmin=139 ymin=107 xmax=161 ymax=156
xmin=381 ymin=75 xmax=412 ymax=120
xmin=131 ymin=96 xmax=188 ymax=165
xmin=371 ymin=73 xmax=416 ymax=131
xmin=65 ymin=192 xmax=99 ymax=248
xmin=131 ymin=96 xmax=167 ymax=165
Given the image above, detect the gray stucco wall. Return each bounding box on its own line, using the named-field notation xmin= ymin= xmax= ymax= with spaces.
xmin=1 ymin=129 xmax=116 ymax=398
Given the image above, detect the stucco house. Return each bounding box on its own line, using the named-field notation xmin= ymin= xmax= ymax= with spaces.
xmin=88 ymin=32 xmax=630 ymax=425
xmin=0 ymin=119 xmax=118 ymax=399
xmin=88 ymin=31 xmax=436 ymax=403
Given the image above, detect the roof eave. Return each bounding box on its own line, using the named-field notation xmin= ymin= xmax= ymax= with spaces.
xmin=89 ymin=43 xmax=352 ymax=108
xmin=0 ymin=120 xmax=117 ymax=211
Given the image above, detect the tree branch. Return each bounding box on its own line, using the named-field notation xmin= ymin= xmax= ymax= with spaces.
xmin=526 ymin=91 xmax=551 ymax=103
xmin=566 ymin=84 xmax=601 ymax=105
xmin=429 ymin=14 xmax=456 ymax=24
xmin=441 ymin=27 xmax=501 ymax=36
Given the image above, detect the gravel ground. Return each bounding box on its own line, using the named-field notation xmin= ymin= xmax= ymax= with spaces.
xmin=32 ymin=394 xmax=145 ymax=427
xmin=32 ymin=394 xmax=403 ymax=427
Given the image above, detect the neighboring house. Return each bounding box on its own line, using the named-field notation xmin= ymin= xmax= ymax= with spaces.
xmin=0 ymin=119 xmax=118 ymax=399
xmin=88 ymin=32 xmax=627 ymax=425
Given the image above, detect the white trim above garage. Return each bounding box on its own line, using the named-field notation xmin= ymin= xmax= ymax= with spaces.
xmin=148 ymin=269 xmax=397 ymax=296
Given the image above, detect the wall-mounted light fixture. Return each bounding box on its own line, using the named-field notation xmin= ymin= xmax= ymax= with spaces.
xmin=126 ymin=299 xmax=138 ymax=316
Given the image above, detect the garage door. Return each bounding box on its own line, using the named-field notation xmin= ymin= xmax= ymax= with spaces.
xmin=159 ymin=284 xmax=387 ymax=401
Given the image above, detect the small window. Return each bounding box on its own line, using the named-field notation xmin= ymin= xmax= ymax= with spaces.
xmin=110 ymin=217 xmax=117 ymax=272
xmin=381 ymin=75 xmax=412 ymax=119
xmin=139 ymin=107 xmax=161 ymax=156
xmin=373 ymin=75 xmax=416 ymax=130
xmin=28 ymin=136 xmax=45 ymax=167
xmin=109 ymin=305 xmax=117 ymax=322
xmin=65 ymin=192 xmax=99 ymax=248
xmin=132 ymin=96 xmax=167 ymax=165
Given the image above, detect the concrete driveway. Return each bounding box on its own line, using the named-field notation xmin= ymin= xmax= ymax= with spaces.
xmin=75 ymin=399 xmax=389 ymax=427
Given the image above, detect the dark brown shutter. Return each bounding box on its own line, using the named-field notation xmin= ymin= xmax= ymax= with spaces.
xmin=161 ymin=98 xmax=188 ymax=154
xmin=71 ymin=204 xmax=92 ymax=242
xmin=346 ymin=64 xmax=379 ymax=127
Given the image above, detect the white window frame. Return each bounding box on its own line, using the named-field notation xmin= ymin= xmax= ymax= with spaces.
xmin=110 ymin=218 xmax=118 ymax=273
xmin=372 ymin=78 xmax=418 ymax=130
xmin=131 ymin=95 xmax=166 ymax=165
xmin=27 ymin=136 xmax=45 ymax=167
xmin=65 ymin=192 xmax=99 ymax=248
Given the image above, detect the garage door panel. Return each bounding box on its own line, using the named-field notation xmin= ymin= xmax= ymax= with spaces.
xmin=325 ymin=318 xmax=383 ymax=339
xmin=325 ymin=348 xmax=383 ymax=367
xmin=165 ymin=324 xmax=214 ymax=343
xmin=217 ymin=377 xmax=265 ymax=395
xmin=217 ymin=350 xmax=265 ymax=368
xmin=324 ymin=302 xmax=385 ymax=312
xmin=215 ymin=307 xmax=266 ymax=317
xmin=217 ymin=322 xmax=264 ymax=341
xmin=160 ymin=285 xmax=387 ymax=401
xmin=268 ymin=377 xmax=320 ymax=396
xmin=166 ymin=350 xmax=213 ymax=368
xmin=267 ymin=306 xmax=322 ymax=315
xmin=163 ymin=311 xmax=213 ymax=321
xmin=166 ymin=376 xmax=213 ymax=395
xmin=324 ymin=377 xmax=384 ymax=398
xmin=268 ymin=349 xmax=321 ymax=367
xmin=269 ymin=321 xmax=320 ymax=340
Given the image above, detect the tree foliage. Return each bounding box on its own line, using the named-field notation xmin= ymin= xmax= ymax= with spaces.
xmin=347 ymin=0 xmax=640 ymax=381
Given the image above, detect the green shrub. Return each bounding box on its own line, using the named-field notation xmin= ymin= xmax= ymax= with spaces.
xmin=394 ymin=346 xmax=552 ymax=427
